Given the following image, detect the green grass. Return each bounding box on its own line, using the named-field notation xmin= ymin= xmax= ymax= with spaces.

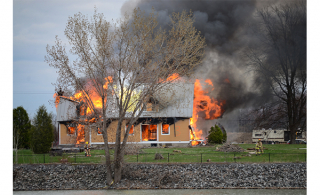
xmin=13 ymin=144 xmax=306 ymax=164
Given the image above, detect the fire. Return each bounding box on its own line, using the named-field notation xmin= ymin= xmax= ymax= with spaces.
xmin=205 ymin=79 xmax=213 ymax=87
xmin=54 ymin=77 xmax=113 ymax=145
xmin=141 ymin=124 xmax=157 ymax=141
xmin=53 ymin=93 xmax=60 ymax=108
xmin=103 ymin=76 xmax=113 ymax=89
xmin=159 ymin=73 xmax=180 ymax=82
xmin=190 ymin=79 xmax=225 ymax=146
xmin=76 ymin=124 xmax=85 ymax=144
xmin=67 ymin=126 xmax=76 ymax=134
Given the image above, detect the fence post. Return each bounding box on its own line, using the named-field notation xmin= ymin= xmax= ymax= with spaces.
xmin=269 ymin=153 xmax=270 ymax=163
xmin=137 ymin=153 xmax=138 ymax=163
xmin=75 ymin=154 xmax=76 ymax=163
xmin=305 ymin=153 xmax=306 ymax=162
xmin=201 ymin=153 xmax=202 ymax=163
xmin=44 ymin=154 xmax=45 ymax=163
xmin=234 ymin=153 xmax=236 ymax=163
xmin=168 ymin=153 xmax=169 ymax=163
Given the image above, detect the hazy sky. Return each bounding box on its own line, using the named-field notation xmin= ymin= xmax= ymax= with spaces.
xmin=13 ymin=0 xmax=127 ymax=118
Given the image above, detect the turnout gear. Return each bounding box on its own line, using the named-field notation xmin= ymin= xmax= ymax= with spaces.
xmin=255 ymin=139 xmax=263 ymax=155
xmin=84 ymin=142 xmax=91 ymax=157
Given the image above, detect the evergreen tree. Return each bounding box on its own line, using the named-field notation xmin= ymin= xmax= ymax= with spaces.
xmin=207 ymin=125 xmax=223 ymax=144
xmin=30 ymin=105 xmax=54 ymax=154
xmin=13 ymin=106 xmax=31 ymax=149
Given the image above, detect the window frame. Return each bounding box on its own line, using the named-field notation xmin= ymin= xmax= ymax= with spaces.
xmin=141 ymin=124 xmax=158 ymax=141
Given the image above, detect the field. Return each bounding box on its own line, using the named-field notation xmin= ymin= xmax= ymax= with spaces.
xmin=13 ymin=144 xmax=306 ymax=164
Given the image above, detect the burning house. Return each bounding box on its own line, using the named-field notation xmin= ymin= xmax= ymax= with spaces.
xmin=55 ymin=76 xmax=225 ymax=147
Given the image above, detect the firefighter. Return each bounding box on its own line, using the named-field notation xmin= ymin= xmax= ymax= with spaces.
xmin=255 ymin=139 xmax=263 ymax=155
xmin=84 ymin=142 xmax=91 ymax=157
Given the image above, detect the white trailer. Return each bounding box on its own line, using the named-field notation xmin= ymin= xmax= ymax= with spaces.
xmin=252 ymin=128 xmax=306 ymax=143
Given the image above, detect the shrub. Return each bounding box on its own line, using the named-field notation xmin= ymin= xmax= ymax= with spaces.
xmin=207 ymin=125 xmax=223 ymax=144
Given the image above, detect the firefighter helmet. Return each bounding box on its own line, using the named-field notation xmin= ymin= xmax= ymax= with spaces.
xmin=86 ymin=142 xmax=88 ymax=144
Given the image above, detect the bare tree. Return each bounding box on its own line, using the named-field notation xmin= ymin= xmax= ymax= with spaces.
xmin=45 ymin=8 xmax=205 ymax=184
xmin=245 ymin=1 xmax=306 ymax=143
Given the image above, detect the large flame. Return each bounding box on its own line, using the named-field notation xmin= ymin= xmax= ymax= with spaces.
xmin=76 ymin=124 xmax=85 ymax=144
xmin=54 ymin=76 xmax=112 ymax=145
xmin=190 ymin=79 xmax=225 ymax=145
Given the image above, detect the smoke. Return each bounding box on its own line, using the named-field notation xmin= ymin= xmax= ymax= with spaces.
xmin=121 ymin=0 xmax=285 ymax=132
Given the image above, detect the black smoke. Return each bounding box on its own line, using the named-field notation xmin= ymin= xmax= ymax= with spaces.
xmin=121 ymin=0 xmax=285 ymax=132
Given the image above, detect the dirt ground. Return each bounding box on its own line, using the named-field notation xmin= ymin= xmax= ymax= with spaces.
xmin=226 ymin=132 xmax=252 ymax=144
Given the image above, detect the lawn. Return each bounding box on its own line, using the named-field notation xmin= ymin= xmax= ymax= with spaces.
xmin=13 ymin=143 xmax=306 ymax=164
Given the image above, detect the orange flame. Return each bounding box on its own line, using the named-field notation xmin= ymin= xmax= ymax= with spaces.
xmin=190 ymin=79 xmax=225 ymax=145
xmin=103 ymin=76 xmax=113 ymax=89
xmin=53 ymin=93 xmax=60 ymax=108
xmin=141 ymin=124 xmax=157 ymax=141
xmin=159 ymin=73 xmax=180 ymax=82
xmin=67 ymin=126 xmax=76 ymax=134
xmin=54 ymin=77 xmax=113 ymax=144
xmin=205 ymin=79 xmax=214 ymax=87
xmin=76 ymin=124 xmax=85 ymax=144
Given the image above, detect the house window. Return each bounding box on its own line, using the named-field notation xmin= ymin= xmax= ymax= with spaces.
xmin=255 ymin=134 xmax=262 ymax=137
xmin=264 ymin=132 xmax=267 ymax=135
xmin=143 ymin=97 xmax=159 ymax=112
xmin=162 ymin=124 xmax=170 ymax=135
xmin=141 ymin=124 xmax=157 ymax=141
xmin=97 ymin=127 xmax=102 ymax=135
xmin=126 ymin=125 xmax=134 ymax=135
xmin=67 ymin=126 xmax=75 ymax=135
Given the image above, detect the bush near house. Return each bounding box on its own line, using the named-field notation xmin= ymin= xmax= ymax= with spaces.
xmin=207 ymin=125 xmax=223 ymax=144
xmin=30 ymin=105 xmax=54 ymax=154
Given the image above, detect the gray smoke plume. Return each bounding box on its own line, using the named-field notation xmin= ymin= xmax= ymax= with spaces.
xmin=121 ymin=0 xmax=285 ymax=133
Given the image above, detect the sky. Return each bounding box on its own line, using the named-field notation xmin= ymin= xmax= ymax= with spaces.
xmin=13 ymin=0 xmax=128 ymax=119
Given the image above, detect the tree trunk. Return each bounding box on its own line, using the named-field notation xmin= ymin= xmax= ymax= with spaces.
xmin=102 ymin=97 xmax=113 ymax=185
xmin=113 ymin=157 xmax=122 ymax=183
xmin=113 ymin=118 xmax=124 ymax=183
xmin=102 ymin=131 xmax=114 ymax=185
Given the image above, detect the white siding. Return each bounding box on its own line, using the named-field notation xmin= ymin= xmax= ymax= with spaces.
xmin=140 ymin=83 xmax=194 ymax=118
xmin=56 ymin=98 xmax=78 ymax=122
